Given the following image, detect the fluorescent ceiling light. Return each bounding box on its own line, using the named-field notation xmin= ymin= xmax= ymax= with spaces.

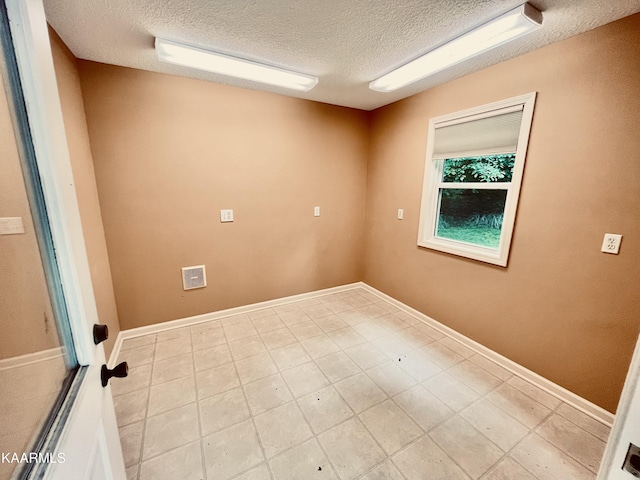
xmin=369 ymin=3 xmax=542 ymax=93
xmin=155 ymin=38 xmax=318 ymax=92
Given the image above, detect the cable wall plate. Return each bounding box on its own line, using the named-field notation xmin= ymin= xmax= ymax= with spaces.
xmin=181 ymin=265 xmax=207 ymax=290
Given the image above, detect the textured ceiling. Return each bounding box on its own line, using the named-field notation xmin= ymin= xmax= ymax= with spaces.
xmin=44 ymin=0 xmax=640 ymax=111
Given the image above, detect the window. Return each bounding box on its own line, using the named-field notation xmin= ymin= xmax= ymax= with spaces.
xmin=418 ymin=93 xmax=536 ymax=266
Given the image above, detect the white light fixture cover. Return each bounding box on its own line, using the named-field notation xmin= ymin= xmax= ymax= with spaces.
xmin=155 ymin=38 xmax=318 ymax=92
xmin=369 ymin=3 xmax=542 ymax=93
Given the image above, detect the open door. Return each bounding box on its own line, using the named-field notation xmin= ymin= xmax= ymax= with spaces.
xmin=1 ymin=0 xmax=125 ymax=478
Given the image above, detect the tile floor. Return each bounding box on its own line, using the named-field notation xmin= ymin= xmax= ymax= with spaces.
xmin=113 ymin=288 xmax=610 ymax=480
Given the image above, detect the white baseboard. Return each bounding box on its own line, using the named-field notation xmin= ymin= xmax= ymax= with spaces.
xmin=0 ymin=346 xmax=65 ymax=371
xmin=109 ymin=281 xmax=614 ymax=426
xmin=359 ymin=283 xmax=615 ymax=427
xmin=108 ymin=282 xmax=362 ymax=367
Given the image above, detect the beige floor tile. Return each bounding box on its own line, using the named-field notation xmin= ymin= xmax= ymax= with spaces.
xmin=316 ymin=351 xmax=361 ymax=383
xmin=370 ymin=334 xmax=413 ymax=360
xmin=252 ymin=314 xmax=286 ymax=333
xmin=119 ymin=421 xmax=144 ymax=467
xmin=323 ymin=299 xmax=353 ymax=314
xmin=460 ymin=398 xmax=529 ymax=451
xmin=438 ymin=337 xmax=475 ymax=358
xmin=411 ymin=322 xmax=445 ymax=340
xmin=114 ymin=389 xmax=149 ymax=427
xmin=297 ymin=385 xmax=354 ymax=434
xmin=392 ymin=435 xmax=469 ymax=480
xmin=221 ymin=313 xmax=251 ymax=327
xmin=269 ymin=438 xmax=338 ymax=480
xmin=314 ymin=314 xmax=349 ymax=333
xmin=235 ymin=353 xmax=279 ymax=385
xmin=334 ymin=372 xmax=387 ymax=413
xmin=260 ymin=327 xmax=297 ymax=350
xmin=366 ymin=361 xmax=416 ymax=396
xmin=296 ymin=298 xmax=321 ymax=308
xmin=353 ymin=321 xmax=390 ymax=341
xmin=302 ymin=303 xmax=334 ymax=319
xmin=191 ymin=328 xmax=226 ymax=351
xmin=345 ymin=343 xmax=388 ymax=370
xmin=111 ymin=363 xmax=152 ymax=397
xmin=142 ymin=403 xmax=199 ymax=460
xmin=555 ymin=403 xmax=611 ymax=442
xmin=199 ymin=387 xmax=250 ymax=435
xmin=196 ymin=363 xmax=240 ymax=399
xmin=337 ymin=309 xmax=371 ymax=326
xmin=244 ymin=373 xmax=293 ymax=415
xmin=148 ymin=375 xmax=196 ymax=416
xmin=281 ymin=362 xmax=329 ymax=397
xmin=359 ymin=400 xmax=423 ymax=455
xmin=468 ymin=354 xmax=512 ymax=381
xmin=229 ymin=336 xmax=267 ymax=360
xmin=346 ymin=293 xmax=375 ymax=308
xmin=507 ymin=376 xmax=562 ymax=410
xmin=270 ymin=343 xmax=312 ymax=371
xmin=120 ymin=344 xmax=155 ymax=366
xmin=278 ymin=309 xmax=311 ymax=326
xmin=511 ymin=434 xmax=595 ymax=480
xmin=289 ymin=320 xmax=324 ymax=341
xmin=249 ymin=308 xmax=278 ymax=320
xmin=139 ymin=441 xmax=203 ymax=480
xmin=486 ymin=383 xmax=551 ymax=429
xmin=418 ymin=342 xmax=465 ymax=369
xmin=327 ymin=327 xmax=367 ymax=350
xmin=203 ymin=419 xmax=264 ymax=480
xmin=189 ymin=319 xmax=221 ymax=334
xmin=193 ymin=344 xmax=232 ymax=372
xmin=121 ymin=335 xmax=156 ymax=351
xmin=156 ymin=327 xmax=191 ymax=343
xmin=393 ymin=311 xmax=422 ymax=326
xmin=375 ymin=314 xmax=411 ymax=332
xmin=233 ymin=464 xmax=272 ymax=480
xmin=301 ymin=334 xmax=340 ymax=359
xmin=483 ymin=457 xmax=536 ymax=480
xmin=254 ymin=401 xmax=313 ymax=457
xmin=393 ymin=384 xmax=454 ymax=431
xmin=154 ymin=337 xmax=192 ymax=361
xmin=318 ymin=417 xmax=386 ymax=480
xmin=392 ymin=327 xmax=436 ymax=349
xmin=152 ymin=353 xmax=194 ymax=384
xmin=430 ymin=415 xmax=504 ymax=479
xmin=537 ymin=413 xmax=606 ymax=472
xmin=395 ymin=351 xmax=441 ymax=382
xmin=273 ymin=303 xmax=303 ymax=314
xmin=125 ymin=464 xmax=138 ymax=480
xmin=359 ymin=303 xmax=390 ymax=319
xmin=424 ymin=372 xmax=481 ymax=412
xmin=360 ymin=459 xmax=405 ymax=480
xmin=448 ymin=360 xmax=502 ymax=395
xmin=224 ymin=322 xmax=258 ymax=342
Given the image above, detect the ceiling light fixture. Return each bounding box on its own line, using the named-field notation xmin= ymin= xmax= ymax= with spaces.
xmin=369 ymin=3 xmax=542 ymax=93
xmin=155 ymin=38 xmax=318 ymax=92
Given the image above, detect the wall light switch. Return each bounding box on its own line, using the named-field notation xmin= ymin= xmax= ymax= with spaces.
xmin=397 ymin=209 xmax=404 ymax=220
xmin=0 ymin=217 xmax=25 ymax=235
xmin=601 ymin=233 xmax=622 ymax=254
xmin=314 ymin=206 xmax=320 ymax=217
xmin=220 ymin=209 xmax=234 ymax=223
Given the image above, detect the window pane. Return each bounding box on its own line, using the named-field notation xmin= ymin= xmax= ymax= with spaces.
xmin=441 ymin=154 xmax=515 ymax=183
xmin=436 ymin=188 xmax=508 ymax=249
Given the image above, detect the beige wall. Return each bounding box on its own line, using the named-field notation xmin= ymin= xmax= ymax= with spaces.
xmin=364 ymin=14 xmax=640 ymax=413
xmin=0 ymin=75 xmax=59 ymax=359
xmin=49 ymin=30 xmax=120 ymax=357
xmin=78 ymin=62 xmax=369 ymax=330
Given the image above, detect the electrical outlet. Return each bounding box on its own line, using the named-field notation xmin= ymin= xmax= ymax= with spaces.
xmin=397 ymin=209 xmax=404 ymax=220
xmin=601 ymin=233 xmax=622 ymax=254
xmin=220 ymin=209 xmax=234 ymax=223
xmin=314 ymin=206 xmax=320 ymax=217
xmin=0 ymin=217 xmax=25 ymax=235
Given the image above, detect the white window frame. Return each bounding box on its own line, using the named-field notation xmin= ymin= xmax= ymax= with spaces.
xmin=417 ymin=92 xmax=536 ymax=267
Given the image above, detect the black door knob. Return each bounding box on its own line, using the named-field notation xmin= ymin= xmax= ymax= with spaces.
xmin=93 ymin=324 xmax=109 ymax=345
xmin=101 ymin=362 xmax=128 ymax=387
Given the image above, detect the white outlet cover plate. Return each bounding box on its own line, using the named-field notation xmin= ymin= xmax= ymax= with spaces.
xmin=601 ymin=233 xmax=622 ymax=254
xmin=397 ymin=209 xmax=404 ymax=220
xmin=0 ymin=217 xmax=25 ymax=235
xmin=220 ymin=209 xmax=234 ymax=222
xmin=314 ymin=206 xmax=320 ymax=217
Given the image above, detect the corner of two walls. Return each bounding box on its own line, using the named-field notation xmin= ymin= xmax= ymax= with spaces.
xmin=362 ymin=14 xmax=640 ymax=413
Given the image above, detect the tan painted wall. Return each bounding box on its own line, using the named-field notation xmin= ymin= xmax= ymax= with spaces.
xmin=49 ymin=30 xmax=120 ymax=357
xmin=0 ymin=69 xmax=59 ymax=358
xmin=78 ymin=62 xmax=369 ymax=330
xmin=364 ymin=14 xmax=640 ymax=413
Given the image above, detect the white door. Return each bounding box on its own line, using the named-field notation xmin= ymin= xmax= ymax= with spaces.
xmin=598 ymin=333 xmax=640 ymax=479
xmin=2 ymin=0 xmax=126 ymax=478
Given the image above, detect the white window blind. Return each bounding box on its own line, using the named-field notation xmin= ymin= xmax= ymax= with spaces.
xmin=432 ymin=107 xmax=524 ymax=160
